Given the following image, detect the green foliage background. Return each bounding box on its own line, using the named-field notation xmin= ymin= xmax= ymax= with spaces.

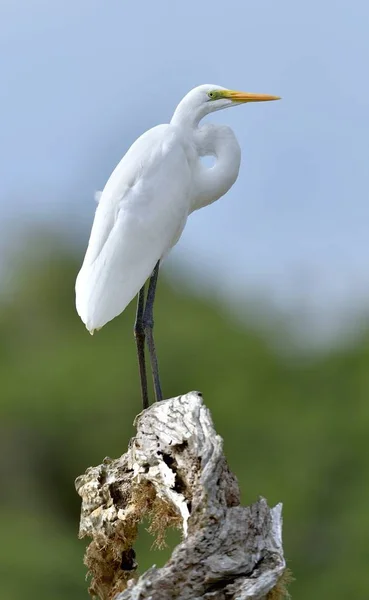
xmin=1 ymin=236 xmax=368 ymax=599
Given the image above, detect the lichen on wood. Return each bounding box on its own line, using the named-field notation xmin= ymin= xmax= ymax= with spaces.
xmin=76 ymin=391 xmax=288 ymax=600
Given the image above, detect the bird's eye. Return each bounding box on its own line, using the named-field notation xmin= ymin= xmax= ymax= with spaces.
xmin=208 ymin=91 xmax=215 ymax=99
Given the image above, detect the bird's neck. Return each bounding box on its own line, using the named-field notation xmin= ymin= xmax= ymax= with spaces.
xmin=171 ymin=96 xmax=208 ymax=130
xmin=171 ymin=100 xmax=241 ymax=212
xmin=190 ymin=124 xmax=241 ymax=212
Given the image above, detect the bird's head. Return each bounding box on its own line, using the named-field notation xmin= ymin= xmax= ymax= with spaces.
xmin=200 ymin=84 xmax=280 ymax=111
xmin=171 ymin=84 xmax=280 ymax=127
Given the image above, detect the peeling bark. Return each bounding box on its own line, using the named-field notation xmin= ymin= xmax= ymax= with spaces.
xmin=76 ymin=391 xmax=287 ymax=600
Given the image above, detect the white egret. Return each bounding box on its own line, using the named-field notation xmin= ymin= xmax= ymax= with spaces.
xmin=75 ymin=84 xmax=280 ymax=408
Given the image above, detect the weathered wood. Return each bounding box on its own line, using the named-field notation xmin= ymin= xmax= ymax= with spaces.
xmin=76 ymin=391 xmax=288 ymax=600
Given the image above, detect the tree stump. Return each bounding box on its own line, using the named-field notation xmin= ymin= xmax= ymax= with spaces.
xmin=76 ymin=391 xmax=288 ymax=599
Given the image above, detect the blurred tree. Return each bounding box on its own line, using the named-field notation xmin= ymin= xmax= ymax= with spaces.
xmin=0 ymin=234 xmax=368 ymax=599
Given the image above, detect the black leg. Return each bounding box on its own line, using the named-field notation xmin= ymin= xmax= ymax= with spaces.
xmin=134 ymin=284 xmax=149 ymax=409
xmin=143 ymin=261 xmax=163 ymax=402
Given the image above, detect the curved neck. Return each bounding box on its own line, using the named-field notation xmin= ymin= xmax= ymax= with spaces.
xmin=170 ymin=94 xmax=241 ymax=213
xmin=190 ymin=124 xmax=241 ymax=212
xmin=171 ymin=95 xmax=209 ymax=130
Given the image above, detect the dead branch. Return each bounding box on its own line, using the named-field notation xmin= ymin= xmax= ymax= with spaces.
xmin=76 ymin=391 xmax=288 ymax=600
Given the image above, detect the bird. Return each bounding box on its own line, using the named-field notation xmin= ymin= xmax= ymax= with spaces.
xmin=75 ymin=84 xmax=280 ymax=409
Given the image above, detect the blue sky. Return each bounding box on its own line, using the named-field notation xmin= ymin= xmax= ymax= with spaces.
xmin=1 ymin=0 xmax=369 ymax=335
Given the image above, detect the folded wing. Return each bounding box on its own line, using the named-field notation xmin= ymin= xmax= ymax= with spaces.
xmin=75 ymin=125 xmax=192 ymax=332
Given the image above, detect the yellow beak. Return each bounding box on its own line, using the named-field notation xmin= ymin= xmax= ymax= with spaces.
xmin=225 ymin=90 xmax=281 ymax=103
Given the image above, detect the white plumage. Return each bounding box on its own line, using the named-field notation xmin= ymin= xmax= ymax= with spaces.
xmin=76 ymin=84 xmax=279 ymax=333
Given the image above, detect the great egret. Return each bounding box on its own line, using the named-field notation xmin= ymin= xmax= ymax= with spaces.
xmin=76 ymin=84 xmax=280 ymax=408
